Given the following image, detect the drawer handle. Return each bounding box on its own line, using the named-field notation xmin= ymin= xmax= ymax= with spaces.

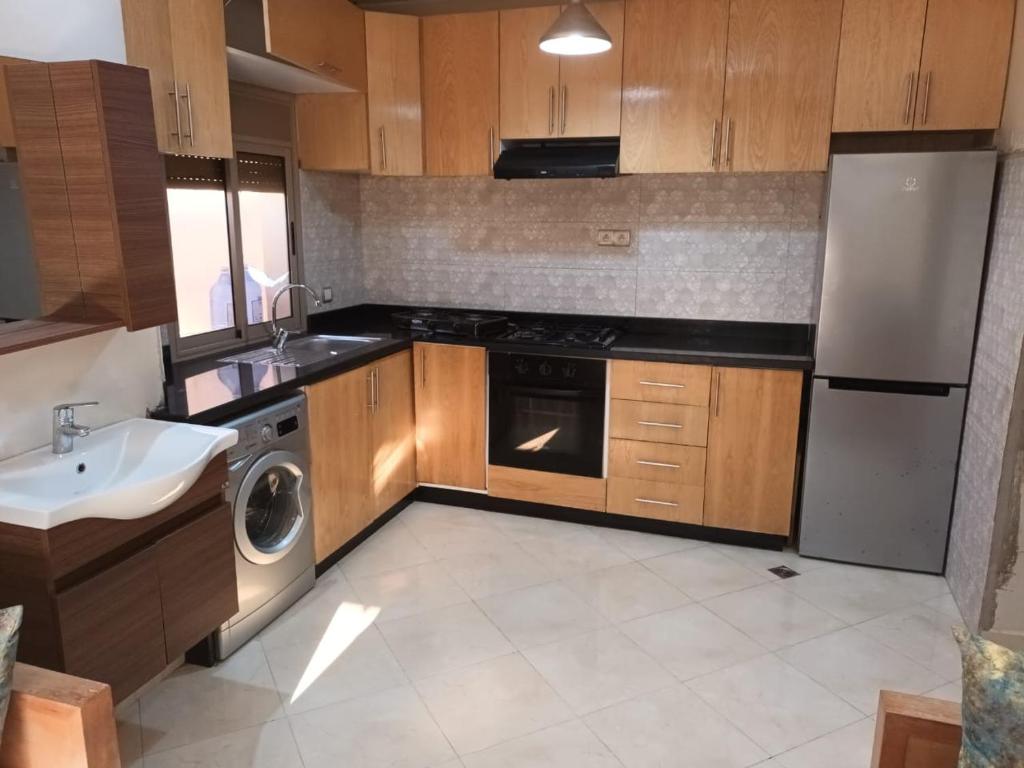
xmin=635 ymin=497 xmax=678 ymax=507
xmin=639 ymin=380 xmax=686 ymax=389
xmin=637 ymin=460 xmax=681 ymax=469
xmin=637 ymin=420 xmax=683 ymax=429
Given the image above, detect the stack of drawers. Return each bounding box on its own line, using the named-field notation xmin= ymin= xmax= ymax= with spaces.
xmin=606 ymin=360 xmax=712 ymax=524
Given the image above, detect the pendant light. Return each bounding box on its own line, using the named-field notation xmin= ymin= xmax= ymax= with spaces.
xmin=539 ymin=0 xmax=612 ymax=56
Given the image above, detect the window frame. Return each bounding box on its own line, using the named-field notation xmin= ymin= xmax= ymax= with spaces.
xmin=167 ymin=138 xmax=306 ymax=362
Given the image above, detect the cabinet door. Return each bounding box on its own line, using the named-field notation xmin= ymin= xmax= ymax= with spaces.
xmin=57 ymin=548 xmax=167 ymax=703
xmin=156 ymin=502 xmax=238 ymax=660
xmin=620 ymin=0 xmax=729 ymax=173
xmin=500 ymin=6 xmax=561 ymax=139
xmin=121 ymin=0 xmax=180 ymax=153
xmin=414 ymin=342 xmax=487 ymax=490
xmin=366 ymin=11 xmax=423 ymax=176
xmin=167 ymin=0 xmax=233 ymax=158
xmin=296 ymin=93 xmax=370 ymax=172
xmin=704 ymin=367 xmax=802 ymax=536
xmin=916 ymin=0 xmax=1015 ymax=131
xmin=264 ymin=0 xmax=368 ymax=91
xmin=371 ymin=351 xmax=418 ymax=515
xmin=422 ymin=12 xmax=500 ymax=176
xmin=558 ymin=0 xmax=625 ymax=138
xmin=722 ymin=0 xmax=842 ymax=172
xmin=831 ymin=0 xmax=928 ymax=133
xmin=306 ymin=366 xmax=374 ymax=563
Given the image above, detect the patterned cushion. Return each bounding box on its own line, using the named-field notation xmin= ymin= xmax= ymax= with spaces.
xmin=0 ymin=605 xmax=22 ymax=747
xmin=954 ymin=626 xmax=1024 ymax=768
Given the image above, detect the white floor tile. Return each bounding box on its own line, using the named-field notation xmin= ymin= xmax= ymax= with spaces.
xmin=594 ymin=527 xmax=705 ymax=560
xmin=257 ymin=568 xmax=360 ymax=655
xmin=288 ymin=685 xmax=456 ymax=768
xmin=704 ymin=583 xmax=846 ymax=650
xmin=461 ymin=720 xmax=623 ymax=768
xmin=687 ymin=654 xmax=862 ymax=755
xmin=923 ymin=593 xmax=964 ymax=621
xmin=115 ymin=700 xmax=143 ymax=768
xmin=141 ymin=719 xmax=304 ymax=768
xmin=563 ymin=562 xmax=690 ymax=623
xmin=621 ymin=603 xmax=766 ymax=681
xmin=488 ymin=512 xmax=589 ymax=543
xmin=439 ymin=544 xmax=555 ymax=599
xmin=712 ymin=543 xmax=833 ymax=576
xmin=519 ymin=528 xmax=633 ymax=578
xmin=478 ymin=582 xmax=607 ymax=648
xmin=404 ymin=505 xmax=512 ymax=558
xmin=339 ymin=519 xmax=435 ymax=580
xmin=856 ymin=604 xmax=964 ymax=680
xmin=350 ymin=561 xmax=470 ymax=622
xmin=771 ymin=717 xmax=877 ymax=768
xmin=139 ymin=641 xmax=284 ymax=754
xmin=778 ymin=627 xmax=945 ymax=714
xmin=585 ymin=684 xmax=768 ymax=768
xmin=642 ymin=547 xmax=770 ymax=600
xmin=378 ymin=601 xmax=513 ymax=680
xmin=263 ymin=624 xmax=408 ymax=714
xmin=416 ymin=653 xmax=573 ymax=755
xmin=924 ymin=680 xmax=963 ymax=703
xmin=523 ymin=628 xmax=671 ymax=715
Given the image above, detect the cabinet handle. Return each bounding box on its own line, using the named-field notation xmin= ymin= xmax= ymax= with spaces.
xmin=714 ymin=370 xmax=722 ymax=417
xmin=549 ymin=86 xmax=556 ymax=136
xmin=181 ymin=81 xmax=195 ymax=147
xmin=489 ymin=126 xmax=495 ymax=169
xmin=635 ymin=497 xmax=678 ymax=508
xmin=168 ymin=81 xmax=182 ymax=146
xmin=723 ymin=117 xmax=733 ymax=168
xmin=711 ymin=119 xmax=720 ymax=170
xmin=367 ymin=370 xmax=374 ymax=410
xmin=318 ymin=61 xmax=341 ymax=73
xmin=921 ymin=72 xmax=932 ymax=125
xmin=561 ymin=85 xmax=568 ymax=135
xmin=637 ymin=420 xmax=683 ymax=429
xmin=639 ymin=380 xmax=686 ymax=389
xmin=379 ymin=127 xmax=388 ymax=171
xmin=637 ymin=460 xmax=681 ymax=469
xmin=903 ymin=72 xmax=916 ymax=125
xmin=420 ymin=347 xmax=427 ymax=387
xmin=373 ymin=368 xmax=380 ymax=413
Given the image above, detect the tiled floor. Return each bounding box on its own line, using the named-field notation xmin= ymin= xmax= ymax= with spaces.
xmin=117 ymin=502 xmax=965 ymax=768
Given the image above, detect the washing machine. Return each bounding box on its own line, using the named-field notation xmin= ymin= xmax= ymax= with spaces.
xmin=213 ymin=392 xmax=316 ymax=660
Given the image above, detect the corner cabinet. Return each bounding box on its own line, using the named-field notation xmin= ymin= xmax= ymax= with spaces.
xmin=413 ymin=342 xmax=487 ymax=490
xmin=306 ymin=351 xmax=416 ymax=563
xmin=421 ymin=12 xmax=500 ymax=176
xmin=121 ymin=0 xmax=233 ymax=158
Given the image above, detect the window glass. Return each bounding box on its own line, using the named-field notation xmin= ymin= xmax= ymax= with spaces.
xmin=237 ymin=152 xmax=291 ymax=326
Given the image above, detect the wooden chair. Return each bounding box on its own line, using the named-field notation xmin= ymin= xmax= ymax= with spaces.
xmin=0 ymin=663 xmax=120 ymax=768
xmin=872 ymin=690 xmax=963 ymax=768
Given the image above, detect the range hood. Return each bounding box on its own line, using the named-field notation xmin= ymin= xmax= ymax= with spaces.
xmin=493 ymin=139 xmax=619 ymax=179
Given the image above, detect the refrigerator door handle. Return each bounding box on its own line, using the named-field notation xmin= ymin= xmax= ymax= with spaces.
xmin=825 ymin=378 xmax=951 ymax=398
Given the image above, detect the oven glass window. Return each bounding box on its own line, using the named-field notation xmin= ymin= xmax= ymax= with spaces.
xmin=245 ymin=466 xmax=302 ymax=553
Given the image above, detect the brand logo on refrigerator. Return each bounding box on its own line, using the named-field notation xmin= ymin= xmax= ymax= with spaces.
xmin=902 ymin=177 xmax=920 ymax=192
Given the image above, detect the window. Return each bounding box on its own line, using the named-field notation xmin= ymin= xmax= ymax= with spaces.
xmin=165 ymin=143 xmax=302 ymax=359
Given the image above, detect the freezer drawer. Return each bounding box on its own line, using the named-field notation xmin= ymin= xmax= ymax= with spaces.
xmin=799 ymin=378 xmax=966 ymax=573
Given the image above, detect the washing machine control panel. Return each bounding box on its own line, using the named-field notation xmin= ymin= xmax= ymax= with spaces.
xmin=259 ymin=424 xmax=274 ymax=443
xmin=226 ymin=397 xmax=306 ymax=459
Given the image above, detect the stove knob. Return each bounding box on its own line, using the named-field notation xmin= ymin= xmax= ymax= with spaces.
xmin=562 ymin=363 xmax=577 ymax=378
xmin=539 ymin=361 xmax=553 ymax=376
xmin=260 ymin=424 xmax=274 ymax=443
xmin=514 ymin=358 xmax=530 ymax=375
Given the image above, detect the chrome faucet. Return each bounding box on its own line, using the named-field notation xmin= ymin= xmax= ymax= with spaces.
xmin=270 ymin=283 xmax=322 ymax=351
xmin=52 ymin=401 xmax=97 ymax=455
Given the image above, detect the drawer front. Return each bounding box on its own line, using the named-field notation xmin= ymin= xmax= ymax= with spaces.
xmin=611 ymin=360 xmax=711 ymax=406
xmin=610 ymin=399 xmax=709 ymax=446
xmin=607 ymin=477 xmax=704 ymax=524
xmin=608 ymin=439 xmax=706 ymax=485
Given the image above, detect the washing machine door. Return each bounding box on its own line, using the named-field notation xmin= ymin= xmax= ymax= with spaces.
xmin=234 ymin=450 xmax=310 ymax=566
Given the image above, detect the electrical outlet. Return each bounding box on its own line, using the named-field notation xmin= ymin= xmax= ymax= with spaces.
xmin=597 ymin=229 xmax=631 ymax=247
xmin=322 ymin=287 xmax=333 ymax=303
xmin=613 ymin=230 xmax=631 ymax=246
xmin=596 ymin=230 xmax=615 ymax=246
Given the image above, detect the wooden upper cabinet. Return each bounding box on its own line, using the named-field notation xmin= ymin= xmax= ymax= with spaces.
xmin=422 ymin=12 xmax=500 ymax=176
xmin=704 ymin=367 xmax=803 ymax=536
xmin=122 ymin=0 xmax=233 ymax=158
xmin=558 ymin=0 xmax=625 ymax=138
xmin=621 ymin=0 xmax=729 ymax=173
xmin=264 ymin=0 xmax=368 ymax=92
xmin=366 ymin=11 xmax=424 ymax=175
xmin=916 ymin=0 xmax=1015 ymax=131
xmin=296 ymin=92 xmax=370 ymax=172
xmin=722 ymin=0 xmax=842 ymax=172
xmin=371 ymin=351 xmax=418 ymax=513
xmin=500 ymin=5 xmax=561 ymax=139
xmin=414 ymin=342 xmax=487 ymax=490
xmin=832 ymin=0 xmax=928 ymax=132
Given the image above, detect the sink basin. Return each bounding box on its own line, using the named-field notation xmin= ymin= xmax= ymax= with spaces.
xmin=0 ymin=419 xmax=237 ymax=530
xmin=220 ymin=335 xmax=383 ymax=369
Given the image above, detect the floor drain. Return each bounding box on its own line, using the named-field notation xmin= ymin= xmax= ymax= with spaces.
xmin=768 ymin=565 xmax=799 ymax=579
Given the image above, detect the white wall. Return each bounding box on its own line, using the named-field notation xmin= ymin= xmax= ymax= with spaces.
xmin=0 ymin=0 xmax=165 ymax=460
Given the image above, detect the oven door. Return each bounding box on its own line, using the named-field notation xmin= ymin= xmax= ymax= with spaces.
xmin=489 ymin=353 xmax=606 ymax=478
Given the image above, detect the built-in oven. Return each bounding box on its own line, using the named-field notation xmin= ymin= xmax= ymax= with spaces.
xmin=489 ymin=352 xmax=607 ymax=478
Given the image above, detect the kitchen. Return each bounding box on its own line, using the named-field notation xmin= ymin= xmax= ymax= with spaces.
xmin=0 ymin=0 xmax=1023 ymax=766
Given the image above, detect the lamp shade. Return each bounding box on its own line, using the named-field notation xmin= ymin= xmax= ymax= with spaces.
xmin=539 ymin=1 xmax=612 ymax=56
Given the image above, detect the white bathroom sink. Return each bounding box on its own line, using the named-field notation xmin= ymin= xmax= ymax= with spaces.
xmin=0 ymin=419 xmax=238 ymax=530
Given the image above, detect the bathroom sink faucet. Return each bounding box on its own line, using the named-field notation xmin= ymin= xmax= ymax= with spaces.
xmin=52 ymin=401 xmax=97 ymax=455
xmin=270 ymin=283 xmax=322 ymax=351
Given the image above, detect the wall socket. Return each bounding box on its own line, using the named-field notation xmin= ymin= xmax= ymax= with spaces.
xmin=597 ymin=229 xmax=631 ymax=247
xmin=322 ymin=287 xmax=333 ymax=303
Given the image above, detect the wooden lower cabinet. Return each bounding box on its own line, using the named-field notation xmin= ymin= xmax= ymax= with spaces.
xmin=609 ymin=399 xmax=710 ymax=447
xmin=606 ymin=478 xmax=704 ymax=524
xmin=371 ymin=351 xmax=418 ymax=514
xmin=414 ymin=342 xmax=487 ymax=490
xmin=611 ymin=360 xmax=712 ymax=406
xmin=704 ymin=367 xmax=803 ymax=535
xmin=488 ymin=465 xmax=606 ymax=512
xmin=608 ymin=439 xmax=706 ymax=486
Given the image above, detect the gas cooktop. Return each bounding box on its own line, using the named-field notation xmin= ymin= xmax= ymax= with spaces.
xmin=392 ymin=309 xmax=621 ymax=350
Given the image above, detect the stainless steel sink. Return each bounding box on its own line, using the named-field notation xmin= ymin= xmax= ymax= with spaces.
xmin=220 ymin=335 xmax=382 ymax=369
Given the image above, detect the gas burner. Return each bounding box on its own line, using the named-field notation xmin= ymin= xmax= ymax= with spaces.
xmin=497 ymin=319 xmax=621 ymax=350
xmin=392 ymin=309 xmax=509 ymax=338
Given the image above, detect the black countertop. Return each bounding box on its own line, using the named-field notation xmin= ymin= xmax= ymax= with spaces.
xmin=157 ymin=304 xmax=814 ymax=425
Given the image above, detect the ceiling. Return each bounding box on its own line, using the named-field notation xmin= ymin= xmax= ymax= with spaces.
xmin=352 ymin=0 xmax=566 ymax=15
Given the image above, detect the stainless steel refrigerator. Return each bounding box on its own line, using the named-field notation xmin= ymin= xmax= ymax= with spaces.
xmin=799 ymin=151 xmax=996 ymax=574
